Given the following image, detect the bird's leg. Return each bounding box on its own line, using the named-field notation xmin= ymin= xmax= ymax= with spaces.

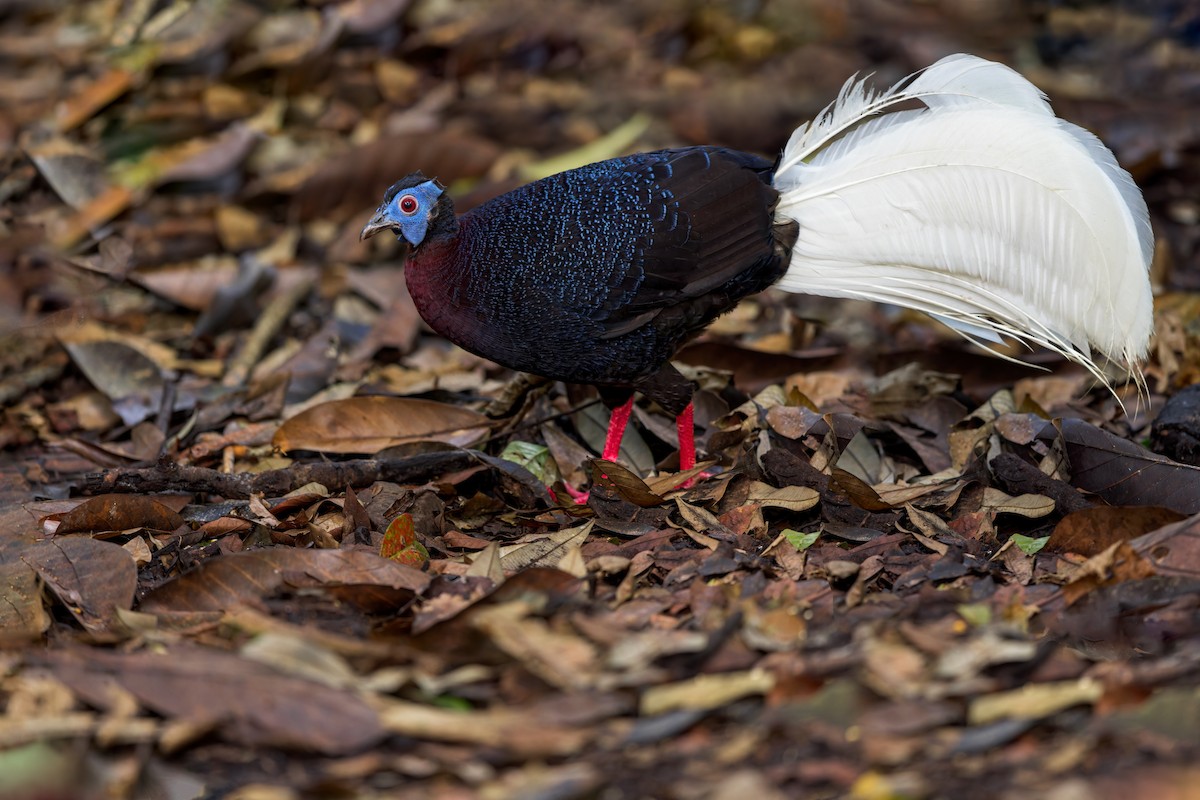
xmin=601 ymin=396 xmax=635 ymax=462
xmin=559 ymin=396 xmax=634 ymax=506
xmin=676 ymin=402 xmax=696 ymax=472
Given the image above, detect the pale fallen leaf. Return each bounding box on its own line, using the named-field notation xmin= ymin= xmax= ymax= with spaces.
xmin=745 ymin=482 xmax=819 ymax=512
xmin=240 ymin=632 xmax=359 ymax=690
xmin=934 ymin=630 xmax=1038 ymax=680
xmin=373 ymin=697 xmax=590 ymax=757
xmin=499 ymin=522 xmax=593 ymax=573
xmin=640 ymin=669 xmax=774 ymax=716
xmin=471 ymin=601 xmax=600 ymax=691
xmin=968 ymin=679 xmax=1103 ymax=725
xmin=982 ymin=487 xmax=1055 ymax=518
xmin=465 ymin=541 xmax=504 ymax=584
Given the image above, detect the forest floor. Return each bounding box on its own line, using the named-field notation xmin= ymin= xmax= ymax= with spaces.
xmin=2 ymin=1 xmax=1200 ymax=798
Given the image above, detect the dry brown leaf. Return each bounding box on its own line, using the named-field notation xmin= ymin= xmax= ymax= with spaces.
xmin=52 ymin=495 xmax=184 ymax=535
xmin=465 ymin=541 xmax=505 ymax=583
xmin=0 ymin=530 xmax=50 ymax=642
xmin=1052 ymin=419 xmax=1200 ymax=514
xmin=55 ymin=68 xmax=139 ymax=132
xmin=1050 ymin=506 xmax=1187 ymax=557
xmin=589 ymin=459 xmax=664 ymax=507
xmin=273 ymin=396 xmax=490 ymax=454
xmin=140 ymin=548 xmax=430 ymax=613
xmin=26 ymin=137 xmax=109 ymax=209
xmin=1060 ymin=541 xmax=1160 ymax=605
xmin=1132 ymin=514 xmax=1200 ymax=578
xmin=23 ymin=538 xmax=137 ymax=636
xmin=831 ymin=468 xmax=894 ymax=511
xmin=46 ymin=646 xmax=383 ymax=755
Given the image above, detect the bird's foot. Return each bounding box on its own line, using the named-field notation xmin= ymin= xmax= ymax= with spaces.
xmin=564 ymin=483 xmax=591 ymax=505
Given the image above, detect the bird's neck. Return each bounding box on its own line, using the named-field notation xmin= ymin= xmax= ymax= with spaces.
xmin=403 ymin=217 xmax=477 ymax=343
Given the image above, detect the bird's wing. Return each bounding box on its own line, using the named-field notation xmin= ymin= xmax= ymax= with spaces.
xmin=594 ymin=147 xmax=789 ymax=340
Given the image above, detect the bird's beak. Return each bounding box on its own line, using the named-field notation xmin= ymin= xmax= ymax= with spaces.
xmin=359 ymin=211 xmax=391 ymax=241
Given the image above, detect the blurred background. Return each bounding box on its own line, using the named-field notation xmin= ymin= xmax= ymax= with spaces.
xmin=2 ymin=0 xmax=1198 ymax=435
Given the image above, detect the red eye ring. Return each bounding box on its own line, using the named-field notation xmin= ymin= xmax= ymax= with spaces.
xmin=398 ymin=195 xmax=419 ymax=215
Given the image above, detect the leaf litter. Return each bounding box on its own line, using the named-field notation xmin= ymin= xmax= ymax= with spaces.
xmin=2 ymin=1 xmax=1200 ymax=799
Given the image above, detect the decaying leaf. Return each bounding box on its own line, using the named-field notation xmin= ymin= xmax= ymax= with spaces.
xmin=25 ymin=538 xmax=136 ymax=633
xmin=1050 ymin=506 xmax=1186 ymax=557
xmin=45 ymin=646 xmax=384 ymax=755
xmin=51 ymin=495 xmax=184 ymax=535
xmin=140 ymin=549 xmax=430 ymax=613
xmin=379 ymin=512 xmax=430 ymax=567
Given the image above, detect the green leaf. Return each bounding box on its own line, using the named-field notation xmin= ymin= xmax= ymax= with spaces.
xmin=783 ymin=529 xmax=820 ymax=551
xmin=956 ymin=603 xmax=992 ymax=627
xmin=500 ymin=440 xmax=556 ymax=485
xmin=430 ymin=695 xmax=473 ymax=712
xmin=1010 ymin=533 xmax=1050 ymax=555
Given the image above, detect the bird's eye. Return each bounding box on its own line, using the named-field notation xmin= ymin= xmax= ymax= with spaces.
xmin=398 ymin=195 xmax=419 ymax=215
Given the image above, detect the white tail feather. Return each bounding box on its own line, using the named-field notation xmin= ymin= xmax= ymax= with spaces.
xmin=773 ymin=54 xmax=1154 ymax=387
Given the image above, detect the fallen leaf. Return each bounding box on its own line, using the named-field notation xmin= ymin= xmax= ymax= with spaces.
xmin=783 ymin=529 xmax=820 ymax=551
xmin=471 ymin=600 xmax=600 ymax=690
xmin=500 ymin=523 xmax=593 ymax=573
xmin=982 ymin=488 xmax=1055 ymax=518
xmin=55 ymin=68 xmax=139 ymax=132
xmin=746 ymin=482 xmax=820 ymax=513
xmin=23 ymin=538 xmax=137 ymax=635
xmin=52 ymin=495 xmax=184 ymax=536
xmin=140 ymin=549 xmax=430 ymax=613
xmin=1049 ymin=506 xmax=1186 ymax=557
xmin=273 ymin=396 xmax=490 ymax=454
xmin=589 ymin=460 xmax=664 ymax=507
xmin=0 ymin=530 xmax=49 ymax=642
xmin=1046 ymin=419 xmax=1200 ymax=514
xmin=380 ymin=513 xmax=430 ymax=567
xmin=1011 ymin=533 xmax=1050 ymax=555
xmin=640 ymin=669 xmax=775 ymax=716
xmin=374 ymin=697 xmax=591 ymax=758
xmin=1132 ymin=514 xmax=1200 ymax=578
xmin=968 ymin=679 xmax=1103 ymax=724
xmin=46 ymin=646 xmax=383 ymax=755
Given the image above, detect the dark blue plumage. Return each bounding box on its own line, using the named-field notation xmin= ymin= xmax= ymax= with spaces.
xmin=363 ymin=147 xmax=798 ymax=425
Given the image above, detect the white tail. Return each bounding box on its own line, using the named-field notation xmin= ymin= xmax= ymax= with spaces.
xmin=772 ymin=54 xmax=1154 ymax=387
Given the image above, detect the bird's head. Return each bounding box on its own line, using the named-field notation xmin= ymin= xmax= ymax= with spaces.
xmin=360 ymin=173 xmax=446 ymax=247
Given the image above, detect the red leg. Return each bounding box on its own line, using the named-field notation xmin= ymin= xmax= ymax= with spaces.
xmin=602 ymin=396 xmax=634 ymax=462
xmin=556 ymin=482 xmax=591 ymax=504
xmin=677 ymin=402 xmax=696 ymax=472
